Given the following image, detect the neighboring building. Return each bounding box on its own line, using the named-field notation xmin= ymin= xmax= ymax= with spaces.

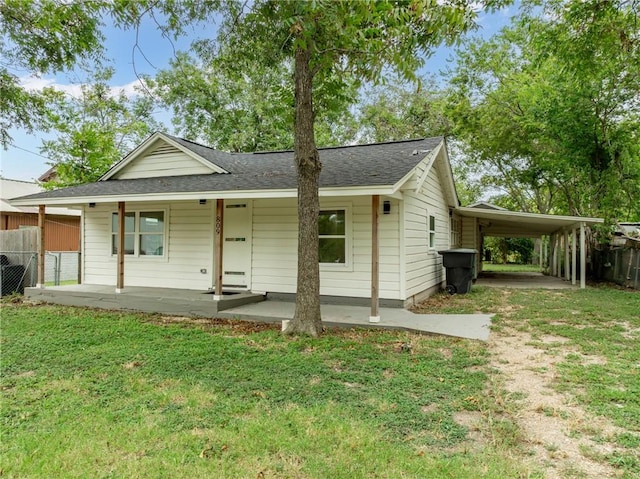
xmin=1 ymin=178 xmax=80 ymax=251
xmin=10 ymin=132 xmax=603 ymax=307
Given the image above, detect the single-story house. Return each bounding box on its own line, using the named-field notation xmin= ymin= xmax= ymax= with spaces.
xmin=10 ymin=132 xmax=603 ymax=317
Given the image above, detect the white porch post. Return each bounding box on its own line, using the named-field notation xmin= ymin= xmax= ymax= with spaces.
xmin=370 ymin=195 xmax=380 ymax=323
xmin=580 ymin=222 xmax=586 ymax=289
xmin=116 ymin=201 xmax=125 ymax=293
xmin=564 ymin=230 xmax=570 ymax=281
xmin=36 ymin=205 xmax=45 ymax=288
xmin=571 ymin=228 xmax=577 ymax=285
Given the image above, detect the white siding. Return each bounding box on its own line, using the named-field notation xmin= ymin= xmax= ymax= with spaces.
xmin=82 ymin=196 xmax=402 ymax=299
xmin=461 ymin=216 xmax=477 ymax=249
xmin=402 ymin=160 xmax=450 ymax=299
xmin=82 ymin=201 xmax=213 ymax=289
xmin=460 ymin=216 xmax=481 ymax=274
xmin=251 ymin=196 xmax=402 ymax=299
xmin=114 ymin=144 xmax=213 ymax=179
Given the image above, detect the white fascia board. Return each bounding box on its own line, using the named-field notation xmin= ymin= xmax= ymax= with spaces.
xmin=414 ymin=142 xmax=443 ymax=193
xmin=456 ymin=206 xmax=604 ymax=225
xmin=99 ymin=132 xmax=163 ymax=180
xmin=437 ymin=141 xmax=461 ymax=208
xmin=11 ymin=190 xmax=297 ymax=206
xmin=391 ymin=139 xmax=449 ymax=198
xmin=319 ymin=186 xmax=402 ymax=199
xmin=100 ymin=132 xmax=227 ymax=181
xmin=160 ymin=134 xmax=229 ymax=174
xmin=10 ymin=186 xmax=402 ymax=207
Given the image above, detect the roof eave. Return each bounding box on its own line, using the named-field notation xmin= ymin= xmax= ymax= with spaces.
xmin=9 ymin=184 xmax=403 ymax=207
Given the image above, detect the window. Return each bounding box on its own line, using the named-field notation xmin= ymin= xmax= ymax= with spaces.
xmin=428 ymin=214 xmax=436 ymax=249
xmin=112 ymin=211 xmax=165 ymax=256
xmin=450 ymin=216 xmax=461 ymax=247
xmin=319 ymin=209 xmax=346 ymax=264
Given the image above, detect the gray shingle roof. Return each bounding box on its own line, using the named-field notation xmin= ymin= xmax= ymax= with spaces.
xmin=15 ymin=134 xmax=444 ymax=201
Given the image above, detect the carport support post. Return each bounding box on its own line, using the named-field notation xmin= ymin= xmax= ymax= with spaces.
xmin=571 ymin=228 xmax=577 ymax=285
xmin=539 ymin=236 xmax=544 ymax=271
xmin=369 ymin=195 xmax=380 ymax=323
xmin=580 ymin=222 xmax=586 ymax=289
xmin=116 ymin=201 xmax=125 ymax=293
xmin=551 ymin=234 xmax=557 ymax=277
xmin=36 ymin=205 xmax=45 ymax=288
xmin=214 ymin=199 xmax=224 ymax=300
xmin=564 ymin=230 xmax=570 ymax=281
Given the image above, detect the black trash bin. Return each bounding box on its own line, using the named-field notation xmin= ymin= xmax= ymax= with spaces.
xmin=437 ymin=249 xmax=477 ymax=295
xmin=0 ymin=255 xmax=26 ymax=296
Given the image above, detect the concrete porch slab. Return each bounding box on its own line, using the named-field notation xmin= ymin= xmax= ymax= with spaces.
xmin=25 ymin=284 xmax=264 ymax=316
xmin=219 ymin=300 xmax=493 ymax=341
xmin=24 ymin=284 xmax=492 ymax=341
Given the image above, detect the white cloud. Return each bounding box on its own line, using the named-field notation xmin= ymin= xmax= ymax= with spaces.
xmin=19 ymin=76 xmax=144 ymax=99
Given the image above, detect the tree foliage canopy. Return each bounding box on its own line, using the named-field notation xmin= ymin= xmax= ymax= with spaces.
xmin=40 ymin=69 xmax=159 ymax=189
xmin=0 ymin=0 xmax=104 ymax=147
xmin=447 ymin=0 xmax=640 ymax=220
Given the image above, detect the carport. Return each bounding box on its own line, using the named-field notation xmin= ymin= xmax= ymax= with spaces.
xmin=455 ymin=206 xmax=604 ymax=288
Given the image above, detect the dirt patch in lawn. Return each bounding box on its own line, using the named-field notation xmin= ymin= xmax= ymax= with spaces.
xmin=150 ymin=315 xmax=280 ymax=333
xmin=489 ymin=325 xmax=624 ymax=478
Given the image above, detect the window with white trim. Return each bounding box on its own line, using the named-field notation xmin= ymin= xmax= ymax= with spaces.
xmin=318 ymin=209 xmax=346 ymax=264
xmin=428 ymin=214 xmax=436 ymax=249
xmin=112 ymin=211 xmax=165 ymax=256
xmin=450 ymin=216 xmax=461 ymax=247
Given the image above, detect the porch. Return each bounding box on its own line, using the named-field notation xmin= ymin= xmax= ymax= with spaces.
xmin=24 ymin=284 xmax=493 ymax=341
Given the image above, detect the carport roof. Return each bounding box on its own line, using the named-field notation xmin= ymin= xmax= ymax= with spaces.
xmin=456 ymin=206 xmax=604 ymax=237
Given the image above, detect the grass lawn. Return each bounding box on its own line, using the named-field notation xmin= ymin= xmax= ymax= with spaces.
xmin=2 ymin=285 xmax=638 ymax=478
xmin=1 ymin=303 xmax=527 ymax=479
xmin=481 ymin=263 xmax=542 ymax=273
xmin=415 ymin=285 xmax=640 ymax=478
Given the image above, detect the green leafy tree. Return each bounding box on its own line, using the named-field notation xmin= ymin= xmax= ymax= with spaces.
xmin=0 ymin=0 xmax=104 ymax=147
xmin=358 ymin=82 xmax=453 ymax=143
xmin=189 ymin=0 xmax=507 ymax=336
xmin=40 ymin=69 xmax=159 ymax=188
xmin=147 ymin=51 xmax=358 ymax=152
xmin=448 ymin=0 xmax=640 ymax=220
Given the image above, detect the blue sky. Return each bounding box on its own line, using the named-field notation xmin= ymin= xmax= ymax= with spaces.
xmin=0 ymin=5 xmax=515 ymax=182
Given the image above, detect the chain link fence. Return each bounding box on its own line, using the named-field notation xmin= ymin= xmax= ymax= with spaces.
xmin=45 ymin=252 xmax=80 ymax=285
xmin=0 ymin=252 xmax=37 ymax=296
xmin=0 ymin=251 xmax=80 ymax=296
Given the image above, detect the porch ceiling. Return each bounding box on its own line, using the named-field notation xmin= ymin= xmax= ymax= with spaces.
xmin=456 ymin=206 xmax=604 ymax=237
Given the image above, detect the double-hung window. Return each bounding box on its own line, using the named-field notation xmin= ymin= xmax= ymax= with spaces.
xmin=450 ymin=216 xmax=461 ymax=247
xmin=112 ymin=211 xmax=165 ymax=256
xmin=318 ymin=209 xmax=346 ymax=264
xmin=428 ymin=214 xmax=436 ymax=249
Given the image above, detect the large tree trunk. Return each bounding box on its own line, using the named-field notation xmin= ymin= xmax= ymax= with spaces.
xmin=285 ymin=43 xmax=323 ymax=337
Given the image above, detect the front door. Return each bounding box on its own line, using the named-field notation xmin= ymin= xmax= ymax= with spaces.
xmin=220 ymin=201 xmax=252 ymax=290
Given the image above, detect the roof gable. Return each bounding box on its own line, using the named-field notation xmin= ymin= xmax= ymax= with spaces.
xmin=101 ymin=132 xmax=229 ymax=180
